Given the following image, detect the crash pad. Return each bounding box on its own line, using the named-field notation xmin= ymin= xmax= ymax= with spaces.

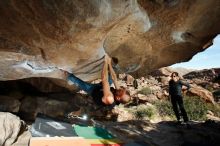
xmin=31 ymin=113 xmax=77 ymax=137
xmin=73 ymin=125 xmax=123 ymax=145
xmin=73 ymin=125 xmax=115 ymax=139
xmin=30 ymin=137 xmax=90 ymax=146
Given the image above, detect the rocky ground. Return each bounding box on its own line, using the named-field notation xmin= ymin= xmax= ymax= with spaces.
xmin=0 ymin=67 xmax=220 ymax=146
xmin=103 ymin=120 xmax=220 ymax=146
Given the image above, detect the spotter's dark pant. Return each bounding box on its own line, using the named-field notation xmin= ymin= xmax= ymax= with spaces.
xmin=170 ymin=95 xmax=189 ymax=122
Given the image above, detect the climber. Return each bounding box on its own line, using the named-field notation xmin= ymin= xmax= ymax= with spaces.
xmin=61 ymin=54 xmax=131 ymax=108
xmin=169 ymin=72 xmax=191 ymax=124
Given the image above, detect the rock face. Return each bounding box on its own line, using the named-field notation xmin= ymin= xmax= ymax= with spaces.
xmin=0 ymin=96 xmax=21 ymax=113
xmin=0 ymin=0 xmax=219 ymax=81
xmin=19 ymin=94 xmax=81 ymax=121
xmin=184 ymin=68 xmax=220 ymax=82
xmin=0 ymin=112 xmax=31 ymax=146
xmin=188 ymin=84 xmax=215 ymax=104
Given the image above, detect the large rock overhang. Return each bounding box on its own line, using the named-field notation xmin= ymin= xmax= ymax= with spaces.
xmin=0 ymin=0 xmax=219 ymax=81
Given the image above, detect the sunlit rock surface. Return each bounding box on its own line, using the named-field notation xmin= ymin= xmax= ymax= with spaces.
xmin=0 ymin=0 xmax=219 ymax=81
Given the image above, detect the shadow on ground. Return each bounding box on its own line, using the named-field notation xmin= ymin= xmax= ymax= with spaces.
xmin=100 ymin=120 xmax=220 ymax=146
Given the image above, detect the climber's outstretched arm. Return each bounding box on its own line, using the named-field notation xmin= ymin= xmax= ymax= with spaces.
xmin=101 ymin=55 xmax=114 ymax=105
xmin=108 ymin=57 xmax=120 ymax=90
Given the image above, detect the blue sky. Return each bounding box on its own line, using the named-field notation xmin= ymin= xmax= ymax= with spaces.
xmin=171 ymin=34 xmax=220 ymax=69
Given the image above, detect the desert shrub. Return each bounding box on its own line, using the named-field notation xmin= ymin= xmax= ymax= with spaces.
xmin=206 ymin=86 xmax=214 ymax=92
xmin=206 ymin=103 xmax=220 ymax=117
xmin=138 ymin=87 xmax=152 ymax=95
xmin=183 ymin=96 xmax=208 ymax=121
xmin=154 ymin=100 xmax=175 ymax=119
xmin=154 ymin=96 xmax=220 ymax=121
xmin=133 ymin=106 xmax=154 ymax=120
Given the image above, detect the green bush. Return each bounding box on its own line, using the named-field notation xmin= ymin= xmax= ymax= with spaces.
xmin=154 ymin=100 xmax=175 ymax=119
xmin=206 ymin=86 xmax=214 ymax=92
xmin=138 ymin=87 xmax=152 ymax=95
xmin=154 ymin=96 xmax=220 ymax=121
xmin=133 ymin=106 xmax=154 ymax=120
xmin=183 ymin=96 xmax=208 ymax=121
xmin=206 ymin=103 xmax=220 ymax=118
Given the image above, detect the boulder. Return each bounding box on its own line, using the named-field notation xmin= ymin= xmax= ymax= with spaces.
xmin=0 ymin=96 xmax=21 ymax=113
xmin=159 ymin=76 xmax=170 ymax=86
xmin=119 ymin=73 xmax=126 ymax=80
xmin=12 ymin=130 xmax=31 ymax=146
xmin=141 ymin=76 xmax=159 ymax=87
xmin=137 ymin=94 xmax=158 ymax=103
xmin=19 ymin=96 xmax=38 ymax=120
xmin=187 ymin=84 xmax=215 ymax=104
xmin=126 ymin=74 xmax=135 ymax=86
xmin=206 ymin=112 xmax=220 ymax=121
xmin=0 ymin=1 xmax=219 ymax=81
xmin=7 ymin=91 xmax=24 ymax=100
xmin=156 ymin=92 xmax=164 ymax=100
xmin=127 ymin=86 xmax=138 ymax=96
xmin=22 ymin=78 xmax=73 ymax=93
xmin=19 ymin=95 xmax=77 ymax=120
xmin=184 ymin=68 xmax=220 ymax=85
xmin=113 ymin=106 xmax=134 ymax=122
xmin=137 ymin=94 xmax=148 ymax=102
xmin=150 ymin=67 xmax=195 ymax=85
xmin=0 ymin=112 xmax=29 ymax=146
xmin=151 ymin=67 xmax=173 ymax=77
xmin=147 ymin=94 xmax=159 ymax=103
xmin=213 ymin=83 xmax=220 ymax=89
xmin=149 ymin=85 xmax=161 ymax=92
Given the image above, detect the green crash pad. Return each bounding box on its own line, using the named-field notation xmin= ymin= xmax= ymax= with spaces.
xmin=73 ymin=125 xmax=115 ymax=139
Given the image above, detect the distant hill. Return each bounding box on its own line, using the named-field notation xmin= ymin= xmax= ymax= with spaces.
xmin=170 ymin=67 xmax=196 ymax=76
xmin=149 ymin=67 xmax=196 ymax=77
xmin=183 ymin=68 xmax=220 ymax=81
